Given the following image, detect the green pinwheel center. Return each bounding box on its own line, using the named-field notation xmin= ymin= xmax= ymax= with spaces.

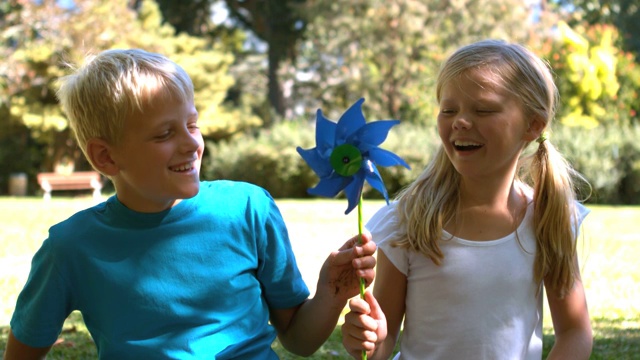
xmin=330 ymin=144 xmax=363 ymax=177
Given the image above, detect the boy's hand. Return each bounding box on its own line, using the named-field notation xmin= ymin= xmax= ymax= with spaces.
xmin=317 ymin=232 xmax=376 ymax=304
xmin=342 ymin=291 xmax=387 ymax=359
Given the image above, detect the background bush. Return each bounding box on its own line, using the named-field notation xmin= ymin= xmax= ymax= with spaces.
xmin=553 ymin=125 xmax=640 ymax=204
xmin=202 ymin=122 xmax=317 ymax=198
xmin=203 ymin=122 xmax=640 ymax=204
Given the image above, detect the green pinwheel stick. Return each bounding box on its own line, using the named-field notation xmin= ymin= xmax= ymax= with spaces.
xmin=297 ymin=98 xmax=410 ymax=359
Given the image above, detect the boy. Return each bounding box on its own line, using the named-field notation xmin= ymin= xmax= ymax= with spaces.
xmin=5 ymin=49 xmax=376 ymax=359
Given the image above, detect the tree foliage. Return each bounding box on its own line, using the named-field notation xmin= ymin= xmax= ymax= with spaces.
xmin=556 ymin=0 xmax=640 ymax=57
xmin=540 ymin=21 xmax=640 ymax=128
xmin=295 ymin=0 xmax=532 ymax=126
xmin=224 ymin=0 xmax=308 ymax=122
xmin=0 ymin=0 xmax=256 ymax=173
xmin=1 ymin=0 xmax=638 ymax=198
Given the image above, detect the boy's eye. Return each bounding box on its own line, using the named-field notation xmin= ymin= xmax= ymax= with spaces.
xmin=155 ymin=131 xmax=172 ymax=140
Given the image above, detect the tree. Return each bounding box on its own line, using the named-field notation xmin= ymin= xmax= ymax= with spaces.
xmin=296 ymin=0 xmax=533 ymax=125
xmin=0 ymin=0 xmax=256 ymax=176
xmin=224 ymin=0 xmax=307 ymax=122
xmin=541 ymin=21 xmax=640 ymax=128
xmin=555 ymin=0 xmax=640 ymax=57
xmin=153 ymin=0 xmax=213 ymax=35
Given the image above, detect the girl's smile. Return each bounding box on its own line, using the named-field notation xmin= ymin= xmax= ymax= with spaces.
xmin=437 ymin=68 xmax=534 ymax=180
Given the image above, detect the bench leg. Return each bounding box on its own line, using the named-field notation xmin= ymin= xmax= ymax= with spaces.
xmin=92 ymin=188 xmax=101 ymax=200
xmin=43 ymin=191 xmax=51 ymax=201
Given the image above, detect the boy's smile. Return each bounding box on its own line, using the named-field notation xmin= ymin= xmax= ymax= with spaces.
xmin=109 ymin=98 xmax=203 ymax=213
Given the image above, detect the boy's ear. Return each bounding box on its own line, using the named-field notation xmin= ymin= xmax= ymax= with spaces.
xmin=86 ymin=138 xmax=119 ymax=176
xmin=524 ymin=117 xmax=545 ymax=142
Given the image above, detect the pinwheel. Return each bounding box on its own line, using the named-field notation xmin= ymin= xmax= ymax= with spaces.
xmin=297 ymin=97 xmax=410 ymax=214
xmin=297 ymin=99 xmax=409 ymax=357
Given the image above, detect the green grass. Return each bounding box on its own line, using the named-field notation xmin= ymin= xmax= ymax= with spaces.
xmin=0 ymin=196 xmax=638 ymax=359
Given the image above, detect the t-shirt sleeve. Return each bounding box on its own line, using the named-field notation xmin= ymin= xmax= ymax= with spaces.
xmin=10 ymin=236 xmax=73 ymax=348
xmin=574 ymin=201 xmax=590 ymax=238
xmin=365 ymin=203 xmax=409 ymax=276
xmin=254 ymin=190 xmax=310 ymax=309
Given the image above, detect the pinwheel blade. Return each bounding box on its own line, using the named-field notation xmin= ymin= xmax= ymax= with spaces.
xmin=308 ymin=176 xmax=352 ymax=198
xmin=369 ymin=147 xmax=411 ymax=169
xmin=315 ymin=110 xmax=337 ymax=157
xmin=335 ymin=98 xmax=366 ymax=143
xmin=363 ymin=162 xmax=390 ymax=203
xmin=296 ymin=147 xmax=334 ymax=178
xmin=343 ymin=172 xmax=365 ymax=214
xmin=352 ymin=120 xmax=401 ymax=151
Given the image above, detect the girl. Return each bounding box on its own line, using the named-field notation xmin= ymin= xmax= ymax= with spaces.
xmin=341 ymin=39 xmax=592 ymax=359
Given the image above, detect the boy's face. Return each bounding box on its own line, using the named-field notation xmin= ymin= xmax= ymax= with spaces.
xmin=109 ymin=97 xmax=204 ymax=213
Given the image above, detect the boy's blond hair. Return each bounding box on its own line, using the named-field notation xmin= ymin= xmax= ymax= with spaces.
xmin=56 ymin=49 xmax=194 ymax=168
xmin=393 ymin=39 xmax=589 ymax=297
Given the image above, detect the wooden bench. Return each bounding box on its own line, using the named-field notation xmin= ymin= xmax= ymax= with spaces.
xmin=37 ymin=171 xmax=103 ymax=200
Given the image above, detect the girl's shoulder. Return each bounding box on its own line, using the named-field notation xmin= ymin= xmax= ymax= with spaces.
xmin=365 ymin=202 xmax=402 ymax=247
xmin=518 ymin=180 xmax=590 ymax=230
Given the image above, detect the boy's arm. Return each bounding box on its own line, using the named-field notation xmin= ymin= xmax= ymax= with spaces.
xmin=3 ymin=329 xmax=52 ymax=360
xmin=270 ymin=233 xmax=377 ymax=356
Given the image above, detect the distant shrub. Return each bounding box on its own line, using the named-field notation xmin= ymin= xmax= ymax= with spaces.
xmin=202 ymin=121 xmax=639 ymax=204
xmin=202 ymin=122 xmax=316 ymax=198
xmin=202 ymin=121 xmax=435 ymax=199
xmin=553 ymin=125 xmax=640 ymax=204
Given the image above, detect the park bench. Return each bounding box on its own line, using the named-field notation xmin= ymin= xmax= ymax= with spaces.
xmin=37 ymin=171 xmax=103 ymax=200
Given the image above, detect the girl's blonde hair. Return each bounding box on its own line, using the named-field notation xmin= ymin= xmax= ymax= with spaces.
xmin=56 ymin=49 xmax=194 ymax=169
xmin=393 ymin=39 xmax=587 ymax=297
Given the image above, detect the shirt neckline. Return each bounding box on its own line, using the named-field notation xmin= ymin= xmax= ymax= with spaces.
xmin=441 ymin=200 xmax=533 ymax=247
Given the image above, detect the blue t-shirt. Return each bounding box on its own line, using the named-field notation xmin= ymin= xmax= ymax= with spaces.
xmin=11 ymin=181 xmax=310 ymax=359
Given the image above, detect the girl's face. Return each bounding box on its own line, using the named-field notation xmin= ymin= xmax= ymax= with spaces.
xmin=109 ymin=97 xmax=204 ymax=213
xmin=437 ymin=68 xmax=539 ymax=182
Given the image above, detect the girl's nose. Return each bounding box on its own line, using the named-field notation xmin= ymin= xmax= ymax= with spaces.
xmin=452 ymin=115 xmax=472 ymax=130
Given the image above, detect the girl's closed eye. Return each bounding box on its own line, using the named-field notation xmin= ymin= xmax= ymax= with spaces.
xmin=476 ymin=109 xmax=498 ymax=114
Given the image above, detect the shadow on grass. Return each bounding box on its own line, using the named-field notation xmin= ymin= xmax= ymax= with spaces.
xmin=2 ymin=314 xmax=638 ymax=359
xmin=543 ymin=317 xmax=640 ymax=360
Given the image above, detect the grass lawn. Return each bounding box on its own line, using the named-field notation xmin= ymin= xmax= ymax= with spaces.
xmin=0 ymin=196 xmax=638 ymax=359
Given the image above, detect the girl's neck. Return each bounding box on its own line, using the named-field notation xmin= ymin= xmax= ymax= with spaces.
xmin=446 ymin=177 xmax=528 ymax=241
xmin=458 ymin=176 xmax=519 ymax=210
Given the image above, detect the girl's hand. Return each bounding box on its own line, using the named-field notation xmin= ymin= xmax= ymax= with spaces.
xmin=342 ymin=291 xmax=387 ymax=359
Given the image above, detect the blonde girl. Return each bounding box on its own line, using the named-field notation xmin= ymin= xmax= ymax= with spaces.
xmin=342 ymin=39 xmax=592 ymax=359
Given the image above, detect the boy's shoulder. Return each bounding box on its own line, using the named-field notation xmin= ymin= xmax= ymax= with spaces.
xmin=49 ymin=199 xmax=108 ymax=232
xmin=200 ymin=180 xmax=271 ymax=200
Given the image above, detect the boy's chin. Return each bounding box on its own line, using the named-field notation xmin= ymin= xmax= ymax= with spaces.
xmin=183 ymin=181 xmax=202 ymax=198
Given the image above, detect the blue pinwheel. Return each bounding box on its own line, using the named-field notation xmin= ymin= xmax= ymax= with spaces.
xmin=297 ymin=98 xmax=410 ymax=214
xmin=297 ymin=98 xmax=409 ymax=360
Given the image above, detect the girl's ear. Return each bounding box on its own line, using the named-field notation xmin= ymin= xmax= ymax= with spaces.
xmin=524 ymin=117 xmax=545 ymax=142
xmin=86 ymin=139 xmax=119 ymax=176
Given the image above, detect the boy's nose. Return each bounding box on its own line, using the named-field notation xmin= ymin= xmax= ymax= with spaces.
xmin=180 ymin=131 xmax=203 ymax=153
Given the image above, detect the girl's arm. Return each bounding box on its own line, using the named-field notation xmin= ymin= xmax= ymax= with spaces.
xmin=544 ymin=258 xmax=593 ymax=360
xmin=343 ymin=250 xmax=407 ymax=359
